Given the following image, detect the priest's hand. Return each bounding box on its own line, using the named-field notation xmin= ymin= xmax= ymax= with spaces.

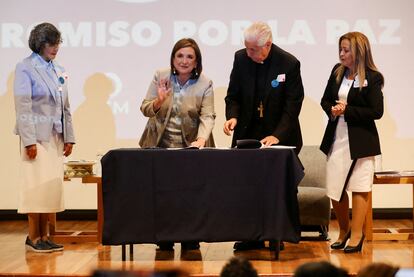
xmin=223 ymin=118 xmax=237 ymax=136
xmin=260 ymin=136 xmax=279 ymax=147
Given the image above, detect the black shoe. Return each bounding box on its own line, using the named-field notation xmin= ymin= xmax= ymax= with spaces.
xmin=233 ymin=241 xmax=265 ymax=251
xmin=25 ymin=237 xmax=53 ymax=253
xmin=157 ymin=242 xmax=174 ymax=251
xmin=181 ymin=241 xmax=200 ymax=251
xmin=344 ymin=234 xmax=365 ymax=253
xmin=331 ymin=230 xmax=351 ymax=249
xmin=269 ymin=241 xmax=285 ymax=251
xmin=44 ymin=239 xmax=64 ymax=251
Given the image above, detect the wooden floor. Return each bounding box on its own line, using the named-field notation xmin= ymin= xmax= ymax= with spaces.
xmin=0 ymin=220 xmax=413 ymax=277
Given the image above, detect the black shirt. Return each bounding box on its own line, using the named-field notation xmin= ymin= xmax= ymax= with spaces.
xmin=247 ymin=50 xmax=273 ymax=139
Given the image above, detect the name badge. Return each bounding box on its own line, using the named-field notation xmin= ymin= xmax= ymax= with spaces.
xmin=276 ymin=74 xmax=286 ymax=82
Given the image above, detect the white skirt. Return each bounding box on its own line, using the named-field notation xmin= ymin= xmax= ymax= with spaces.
xmin=326 ymin=117 xmax=375 ymax=201
xmin=18 ymin=132 xmax=65 ymax=213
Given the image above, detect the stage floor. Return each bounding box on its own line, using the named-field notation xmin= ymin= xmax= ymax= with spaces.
xmin=0 ymin=220 xmax=413 ymax=277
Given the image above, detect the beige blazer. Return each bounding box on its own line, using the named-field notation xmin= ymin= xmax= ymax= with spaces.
xmin=139 ymin=68 xmax=215 ymax=148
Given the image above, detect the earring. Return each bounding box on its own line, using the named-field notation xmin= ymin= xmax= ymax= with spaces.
xmin=195 ymin=71 xmax=198 ymax=76
xmin=172 ymin=68 xmax=176 ymax=75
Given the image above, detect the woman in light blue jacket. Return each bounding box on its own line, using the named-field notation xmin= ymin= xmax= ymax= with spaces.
xmin=14 ymin=22 xmax=75 ymax=253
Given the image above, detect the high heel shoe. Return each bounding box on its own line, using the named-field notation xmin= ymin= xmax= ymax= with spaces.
xmin=330 ymin=230 xmax=351 ymax=249
xmin=344 ymin=234 xmax=365 ymax=253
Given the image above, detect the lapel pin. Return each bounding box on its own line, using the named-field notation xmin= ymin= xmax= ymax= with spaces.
xmin=271 ymin=79 xmax=279 ymax=88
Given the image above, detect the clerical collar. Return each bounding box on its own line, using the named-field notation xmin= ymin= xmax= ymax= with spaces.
xmin=256 ymin=48 xmax=273 ymax=65
xmin=262 ymin=47 xmax=273 ymax=64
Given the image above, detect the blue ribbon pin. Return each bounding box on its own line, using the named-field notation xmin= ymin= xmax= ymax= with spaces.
xmin=58 ymin=76 xmax=65 ymax=85
xmin=271 ymin=79 xmax=279 ymax=88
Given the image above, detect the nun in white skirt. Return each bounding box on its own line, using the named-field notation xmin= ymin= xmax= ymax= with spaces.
xmin=320 ymin=32 xmax=384 ymax=253
xmin=14 ymin=23 xmax=75 ymax=253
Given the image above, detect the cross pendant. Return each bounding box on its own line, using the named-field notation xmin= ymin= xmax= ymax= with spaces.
xmin=257 ymin=101 xmax=264 ymax=118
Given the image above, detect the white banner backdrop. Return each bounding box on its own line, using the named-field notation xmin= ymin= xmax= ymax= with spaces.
xmin=1 ymin=0 xmax=412 ymax=139
xmin=1 ymin=0 xmax=413 ymax=208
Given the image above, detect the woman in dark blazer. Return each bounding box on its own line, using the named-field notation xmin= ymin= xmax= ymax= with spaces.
xmin=320 ymin=32 xmax=384 ymax=253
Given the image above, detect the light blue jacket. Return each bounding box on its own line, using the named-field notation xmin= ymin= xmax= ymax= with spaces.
xmin=14 ymin=53 xmax=75 ymax=147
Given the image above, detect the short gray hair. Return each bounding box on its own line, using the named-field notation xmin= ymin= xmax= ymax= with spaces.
xmin=28 ymin=22 xmax=61 ymax=53
xmin=244 ymin=22 xmax=273 ymax=46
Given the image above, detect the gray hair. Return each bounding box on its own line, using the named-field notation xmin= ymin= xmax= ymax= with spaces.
xmin=244 ymin=22 xmax=273 ymax=46
xmin=28 ymin=22 xmax=61 ymax=53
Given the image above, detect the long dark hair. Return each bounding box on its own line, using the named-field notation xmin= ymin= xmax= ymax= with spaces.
xmin=170 ymin=38 xmax=202 ymax=80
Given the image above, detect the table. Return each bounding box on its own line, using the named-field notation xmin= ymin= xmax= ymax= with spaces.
xmin=364 ymin=172 xmax=414 ymax=241
xmin=101 ymin=148 xmax=304 ymax=260
xmin=49 ymin=175 xmax=103 ymax=243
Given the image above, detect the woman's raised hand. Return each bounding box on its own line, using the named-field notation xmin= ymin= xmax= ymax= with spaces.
xmin=153 ymin=78 xmax=172 ymax=111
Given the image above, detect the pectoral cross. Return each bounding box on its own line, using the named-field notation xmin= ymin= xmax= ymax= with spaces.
xmin=257 ymin=101 xmax=264 ymax=118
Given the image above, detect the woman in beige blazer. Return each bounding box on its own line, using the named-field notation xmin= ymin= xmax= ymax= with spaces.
xmin=139 ymin=38 xmax=215 ymax=149
xmin=139 ymin=38 xmax=215 ymax=251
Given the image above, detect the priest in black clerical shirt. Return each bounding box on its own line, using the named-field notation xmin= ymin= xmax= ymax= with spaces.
xmin=223 ymin=22 xmax=304 ymax=251
xmin=224 ymin=21 xmax=304 ymax=154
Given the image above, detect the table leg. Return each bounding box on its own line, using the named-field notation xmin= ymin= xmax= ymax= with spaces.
xmin=97 ymin=178 xmax=103 ymax=243
xmin=411 ymin=184 xmax=414 ymax=234
xmin=273 ymin=240 xmax=280 ymax=260
xmin=122 ymin=245 xmax=126 ymax=261
xmin=129 ymin=244 xmax=134 ymax=260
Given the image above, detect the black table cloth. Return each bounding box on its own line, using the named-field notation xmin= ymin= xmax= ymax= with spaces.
xmin=101 ymin=148 xmax=304 ymax=246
